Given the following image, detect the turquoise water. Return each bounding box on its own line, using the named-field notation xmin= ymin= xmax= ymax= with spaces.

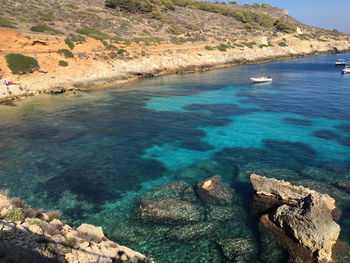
xmin=1 ymin=53 xmax=350 ymax=262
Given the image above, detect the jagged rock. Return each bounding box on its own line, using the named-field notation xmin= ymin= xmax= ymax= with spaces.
xmin=216 ymin=238 xmax=255 ymax=262
xmin=166 ymin=222 xmax=215 ymax=241
xmin=273 ymin=193 xmax=340 ymax=262
xmin=196 ymin=175 xmax=234 ymax=204
xmin=259 ymin=214 xmax=313 ymax=263
xmin=250 ymin=174 xmax=336 ymax=211
xmin=135 ymin=198 xmax=201 ymax=224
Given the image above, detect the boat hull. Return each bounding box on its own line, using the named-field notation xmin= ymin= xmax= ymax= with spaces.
xmin=250 ymin=78 xmax=273 ymax=83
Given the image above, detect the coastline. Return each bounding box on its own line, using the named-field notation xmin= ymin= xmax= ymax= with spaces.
xmin=1 ymin=29 xmax=350 ymax=105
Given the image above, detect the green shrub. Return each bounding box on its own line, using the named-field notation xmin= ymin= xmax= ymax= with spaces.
xmin=274 ymin=19 xmax=297 ymax=33
xmin=279 ymin=42 xmax=288 ymax=47
xmin=59 ymin=60 xmax=68 ymax=67
xmin=205 ymin=45 xmax=215 ymax=51
xmin=70 ymin=34 xmax=86 ymax=43
xmin=106 ymin=44 xmax=118 ymax=50
xmin=101 ymin=40 xmax=108 ymax=46
xmin=259 ymin=44 xmax=268 ymax=48
xmin=148 ymin=10 xmax=169 ymax=22
xmin=46 ymin=243 xmax=57 ymax=254
xmin=65 ymin=38 xmax=75 ymax=50
xmin=217 ymin=43 xmax=230 ymax=52
xmin=0 ymin=16 xmax=17 ymax=29
xmin=4 ymin=208 xmax=24 ymax=222
xmin=105 ymin=0 xmax=281 ymax=30
xmin=117 ymin=48 xmax=127 ymax=55
xmin=76 ymin=27 xmax=111 ymax=40
xmin=5 ymin=54 xmax=40 ymax=75
xmin=30 ymin=24 xmax=62 ymax=34
xmin=57 ymin=49 xmax=74 ymax=58
xmin=169 ymin=27 xmax=185 ymax=35
xmin=65 ymin=4 xmax=79 ymax=10
xmin=29 ymin=219 xmax=45 ymax=227
xmin=240 ymin=41 xmax=255 ymax=48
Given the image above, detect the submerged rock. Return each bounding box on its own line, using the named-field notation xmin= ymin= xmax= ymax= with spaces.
xmin=135 ymin=198 xmax=201 ymax=225
xmin=143 ymin=181 xmax=190 ymax=201
xmin=196 ymin=175 xmax=234 ymax=204
xmin=206 ymin=204 xmax=241 ymax=222
xmin=216 ymin=238 xmax=255 ymax=263
xmin=166 ymin=222 xmax=215 ymax=241
xmin=273 ymin=193 xmax=340 ymax=262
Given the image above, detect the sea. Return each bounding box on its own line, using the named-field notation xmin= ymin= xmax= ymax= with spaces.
xmin=0 ymin=53 xmax=349 ymax=262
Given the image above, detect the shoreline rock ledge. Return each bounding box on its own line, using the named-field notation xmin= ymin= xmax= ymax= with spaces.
xmin=250 ymin=174 xmax=340 ymax=262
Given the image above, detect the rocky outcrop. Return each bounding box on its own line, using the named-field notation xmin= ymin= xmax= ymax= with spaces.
xmin=196 ymin=175 xmax=234 ymax=204
xmin=250 ymin=173 xmax=336 ymax=211
xmin=135 ymin=198 xmax=201 ymax=224
xmin=0 ymin=191 xmax=153 ymax=263
xmin=273 ymin=193 xmax=340 ymax=262
xmin=216 ymin=238 xmax=255 ymax=263
xmin=250 ymin=174 xmax=340 ymax=262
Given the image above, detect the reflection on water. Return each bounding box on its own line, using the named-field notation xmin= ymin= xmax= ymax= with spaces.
xmin=0 ymin=53 xmax=350 ymax=262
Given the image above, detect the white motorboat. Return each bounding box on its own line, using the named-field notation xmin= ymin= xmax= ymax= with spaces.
xmin=342 ymin=66 xmax=350 ymax=74
xmin=250 ymin=76 xmax=273 ymax=83
xmin=335 ymin=59 xmax=346 ymax=66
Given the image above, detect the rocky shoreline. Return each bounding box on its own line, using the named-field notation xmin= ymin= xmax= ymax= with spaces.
xmin=0 ymin=190 xmax=153 ymax=263
xmin=1 ymin=36 xmax=350 ymax=106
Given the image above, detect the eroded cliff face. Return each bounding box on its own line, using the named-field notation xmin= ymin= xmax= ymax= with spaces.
xmin=250 ymin=174 xmax=340 ymax=262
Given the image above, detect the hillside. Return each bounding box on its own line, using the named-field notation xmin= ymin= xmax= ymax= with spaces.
xmin=0 ymin=0 xmax=349 ymax=103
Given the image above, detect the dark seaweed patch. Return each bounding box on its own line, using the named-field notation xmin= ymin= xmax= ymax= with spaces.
xmin=263 ymin=139 xmax=317 ymax=164
xmin=312 ymin=130 xmax=340 ymax=140
xmin=335 ymin=124 xmax=350 ymax=135
xmin=184 ymin=103 xmax=258 ymax=117
xmin=337 ymin=137 xmax=350 ymax=147
xmin=283 ymin=118 xmax=312 ymax=126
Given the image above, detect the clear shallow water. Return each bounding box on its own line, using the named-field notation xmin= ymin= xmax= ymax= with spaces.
xmin=1 ymin=53 xmax=350 ymax=262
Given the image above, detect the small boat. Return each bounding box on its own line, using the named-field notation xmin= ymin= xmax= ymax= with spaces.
xmin=342 ymin=66 xmax=350 ymax=74
xmin=335 ymin=59 xmax=346 ymax=66
xmin=250 ymin=76 xmax=273 ymax=83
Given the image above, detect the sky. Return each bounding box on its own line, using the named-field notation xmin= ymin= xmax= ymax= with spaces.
xmin=210 ymin=0 xmax=350 ymax=33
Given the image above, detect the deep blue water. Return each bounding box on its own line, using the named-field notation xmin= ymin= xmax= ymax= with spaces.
xmin=0 ymin=53 xmax=350 ymax=262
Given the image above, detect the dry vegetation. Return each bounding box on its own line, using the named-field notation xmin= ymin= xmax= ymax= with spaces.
xmin=0 ymin=0 xmax=344 ymax=49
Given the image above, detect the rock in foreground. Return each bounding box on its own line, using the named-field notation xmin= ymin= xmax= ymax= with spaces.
xmin=250 ymin=174 xmax=340 ymax=262
xmin=273 ymin=193 xmax=340 ymax=262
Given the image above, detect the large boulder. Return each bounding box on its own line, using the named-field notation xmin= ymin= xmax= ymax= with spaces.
xmin=135 ymin=198 xmax=201 ymax=225
xmin=273 ymin=193 xmax=341 ymax=262
xmin=196 ymin=175 xmax=234 ymax=204
xmin=216 ymin=238 xmax=255 ymax=263
xmin=250 ymin=174 xmax=336 ymax=211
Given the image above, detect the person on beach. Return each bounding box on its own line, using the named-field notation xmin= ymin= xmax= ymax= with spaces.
xmin=73 ymin=88 xmax=76 ymax=95
xmin=66 ymin=89 xmax=69 ymax=96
